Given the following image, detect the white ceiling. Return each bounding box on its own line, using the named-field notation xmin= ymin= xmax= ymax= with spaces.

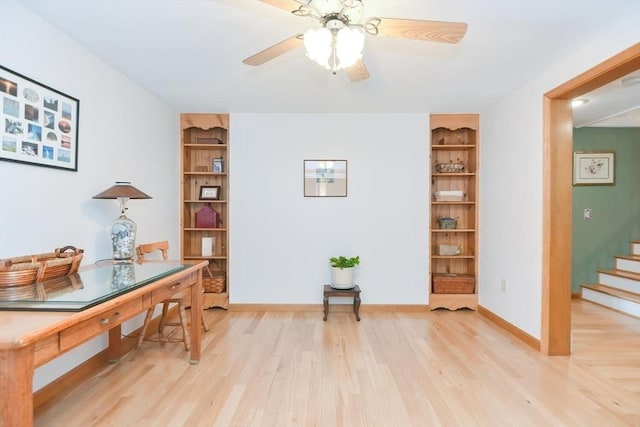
xmin=572 ymin=70 xmax=640 ymax=128
xmin=19 ymin=0 xmax=640 ymax=126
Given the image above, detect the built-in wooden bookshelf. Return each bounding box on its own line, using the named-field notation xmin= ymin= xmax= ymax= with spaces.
xmin=429 ymin=114 xmax=479 ymax=310
xmin=180 ymin=113 xmax=229 ymax=309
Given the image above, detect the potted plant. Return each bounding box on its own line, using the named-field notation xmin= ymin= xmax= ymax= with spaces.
xmin=329 ymin=255 xmax=360 ymax=289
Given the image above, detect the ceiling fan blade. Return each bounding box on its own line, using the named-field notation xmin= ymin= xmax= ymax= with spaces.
xmin=346 ymin=58 xmax=370 ymax=82
xmin=258 ymin=0 xmax=302 ymax=13
xmin=372 ymin=18 xmax=467 ymax=44
xmin=243 ymin=35 xmax=304 ymax=66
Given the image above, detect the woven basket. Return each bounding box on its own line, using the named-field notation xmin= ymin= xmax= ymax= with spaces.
xmin=437 ymin=244 xmax=462 ymax=256
xmin=0 ymin=246 xmax=84 ymax=288
xmin=433 ymin=191 xmax=464 ymax=202
xmin=435 ymin=162 xmax=465 ymax=173
xmin=0 ymin=283 xmax=39 ymax=300
xmin=432 ymin=274 xmax=475 ymax=294
xmin=0 ymin=274 xmax=85 ymax=301
xmin=202 ymin=266 xmax=225 ymax=293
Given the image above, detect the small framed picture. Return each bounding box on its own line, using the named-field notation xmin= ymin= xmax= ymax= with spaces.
xmin=303 ymin=159 xmax=347 ymax=197
xmin=573 ymin=151 xmax=615 ymax=186
xmin=199 ymin=185 xmax=221 ymax=200
xmin=212 ymin=157 xmax=224 ymax=173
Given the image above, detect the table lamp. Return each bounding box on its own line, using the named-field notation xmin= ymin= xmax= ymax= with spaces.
xmin=93 ymin=181 xmax=151 ymax=262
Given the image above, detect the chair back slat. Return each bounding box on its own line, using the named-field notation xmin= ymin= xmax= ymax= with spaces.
xmin=136 ymin=241 xmax=169 ymax=261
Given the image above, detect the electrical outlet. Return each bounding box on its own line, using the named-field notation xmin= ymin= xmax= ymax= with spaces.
xmin=501 ymin=279 xmax=507 ymax=292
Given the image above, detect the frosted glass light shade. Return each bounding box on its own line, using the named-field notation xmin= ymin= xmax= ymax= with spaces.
xmin=336 ymin=27 xmax=364 ymax=68
xmin=304 ymin=27 xmax=332 ymax=69
xmin=304 ymin=26 xmax=364 ymax=71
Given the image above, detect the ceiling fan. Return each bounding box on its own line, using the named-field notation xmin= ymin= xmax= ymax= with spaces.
xmin=243 ymin=0 xmax=467 ymax=82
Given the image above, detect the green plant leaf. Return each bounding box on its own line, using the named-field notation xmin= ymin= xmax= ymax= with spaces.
xmin=329 ymin=255 xmax=360 ymax=268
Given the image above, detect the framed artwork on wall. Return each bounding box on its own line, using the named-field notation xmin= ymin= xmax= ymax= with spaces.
xmin=573 ymin=151 xmax=615 ymax=186
xmin=0 ymin=65 xmax=80 ymax=171
xmin=303 ymin=159 xmax=347 ymax=197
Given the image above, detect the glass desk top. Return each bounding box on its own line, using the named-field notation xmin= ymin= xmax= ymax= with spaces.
xmin=0 ymin=262 xmax=191 ymax=311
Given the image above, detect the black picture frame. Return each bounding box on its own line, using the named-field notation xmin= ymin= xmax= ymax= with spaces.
xmin=199 ymin=185 xmax=221 ymax=200
xmin=0 ymin=65 xmax=80 ymax=171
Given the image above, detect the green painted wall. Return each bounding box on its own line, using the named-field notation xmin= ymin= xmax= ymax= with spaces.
xmin=572 ymin=127 xmax=640 ymax=292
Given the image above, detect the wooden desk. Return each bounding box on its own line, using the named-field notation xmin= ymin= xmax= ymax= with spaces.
xmin=0 ymin=260 xmax=207 ymax=427
xmin=323 ymin=285 xmax=361 ymax=321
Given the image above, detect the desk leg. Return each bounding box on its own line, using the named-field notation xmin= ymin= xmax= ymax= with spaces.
xmin=354 ymin=295 xmax=361 ymax=321
xmin=189 ymin=269 xmax=203 ymax=365
xmin=1 ymin=345 xmax=35 ymax=427
xmin=323 ymin=295 xmax=329 ymax=321
xmin=108 ymin=325 xmax=122 ymax=363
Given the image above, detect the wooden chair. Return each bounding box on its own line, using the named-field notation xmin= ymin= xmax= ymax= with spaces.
xmin=136 ymin=241 xmax=208 ymax=351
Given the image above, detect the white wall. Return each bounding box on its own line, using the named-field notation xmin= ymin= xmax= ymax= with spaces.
xmin=479 ymin=14 xmax=640 ymax=338
xmin=229 ymin=114 xmax=429 ymax=305
xmin=0 ymin=2 xmax=179 ymax=390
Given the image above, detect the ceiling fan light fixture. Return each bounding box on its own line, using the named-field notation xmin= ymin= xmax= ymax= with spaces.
xmin=336 ymin=27 xmax=364 ymax=68
xmin=304 ymin=27 xmax=332 ymax=69
xmin=304 ymin=25 xmax=364 ymax=73
xmin=250 ymin=0 xmax=467 ymax=82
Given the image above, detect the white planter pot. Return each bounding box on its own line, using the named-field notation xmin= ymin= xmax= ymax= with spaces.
xmin=331 ymin=267 xmax=355 ymax=289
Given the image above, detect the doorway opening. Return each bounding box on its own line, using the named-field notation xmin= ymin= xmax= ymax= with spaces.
xmin=541 ymin=43 xmax=640 ymax=355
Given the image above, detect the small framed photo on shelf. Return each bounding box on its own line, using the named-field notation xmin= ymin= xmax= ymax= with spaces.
xmin=573 ymin=151 xmax=615 ymax=186
xmin=199 ymin=185 xmax=221 ymax=200
xmin=212 ymin=157 xmax=224 ymax=173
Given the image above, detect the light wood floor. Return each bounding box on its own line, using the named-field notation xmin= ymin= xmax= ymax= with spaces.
xmin=35 ymin=300 xmax=640 ymax=426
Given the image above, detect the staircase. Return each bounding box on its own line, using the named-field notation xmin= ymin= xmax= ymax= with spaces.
xmin=581 ymin=241 xmax=640 ymax=318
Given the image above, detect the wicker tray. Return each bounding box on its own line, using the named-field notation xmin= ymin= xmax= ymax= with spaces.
xmin=432 ymin=274 xmax=475 ymax=294
xmin=435 ymin=161 xmax=465 ymax=173
xmin=203 ymin=266 xmax=226 ymax=293
xmin=433 ymin=190 xmax=464 ymax=202
xmin=0 ymin=246 xmax=84 ymax=288
xmin=437 ymin=244 xmax=462 ymax=256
